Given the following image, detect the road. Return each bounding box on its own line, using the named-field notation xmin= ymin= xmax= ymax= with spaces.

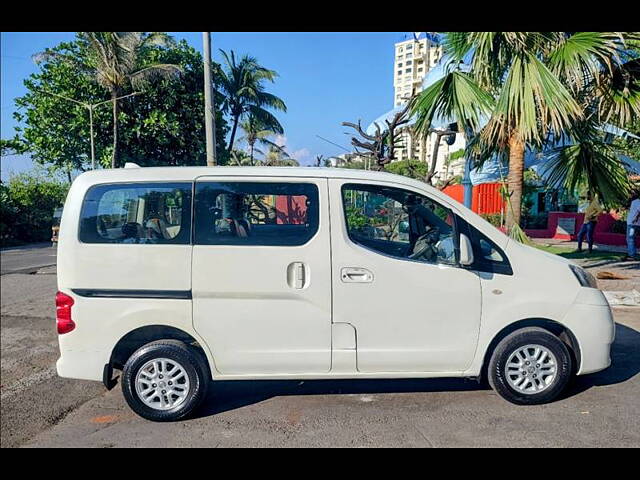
xmin=1 ymin=256 xmax=639 ymax=447
xmin=1 ymin=244 xmax=58 ymax=275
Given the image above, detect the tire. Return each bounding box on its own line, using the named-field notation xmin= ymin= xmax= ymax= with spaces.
xmin=121 ymin=339 xmax=209 ymax=421
xmin=488 ymin=327 xmax=572 ymax=405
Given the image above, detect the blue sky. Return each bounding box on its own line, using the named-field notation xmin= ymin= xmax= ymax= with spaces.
xmin=1 ymin=31 xmax=411 ymax=179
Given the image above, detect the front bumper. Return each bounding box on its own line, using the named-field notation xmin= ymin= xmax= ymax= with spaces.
xmin=562 ymin=291 xmax=615 ymax=375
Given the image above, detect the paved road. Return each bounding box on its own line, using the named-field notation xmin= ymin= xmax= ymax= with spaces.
xmin=0 ymin=244 xmax=57 ymax=275
xmin=2 ymin=268 xmax=638 ymax=447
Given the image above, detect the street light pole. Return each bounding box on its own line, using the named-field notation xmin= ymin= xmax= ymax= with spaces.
xmin=203 ymin=32 xmax=217 ymax=166
xmin=40 ymin=90 xmax=141 ymax=169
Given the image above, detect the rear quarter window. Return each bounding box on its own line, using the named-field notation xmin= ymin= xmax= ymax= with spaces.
xmin=78 ymin=182 xmax=192 ymax=244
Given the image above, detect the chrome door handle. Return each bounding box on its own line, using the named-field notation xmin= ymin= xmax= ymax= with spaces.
xmin=341 ymin=267 xmax=373 ymax=283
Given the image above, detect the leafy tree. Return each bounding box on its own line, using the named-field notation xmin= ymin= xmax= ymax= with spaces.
xmin=411 ymin=32 xmax=640 ymax=233
xmin=14 ymin=36 xmax=229 ymax=172
xmin=61 ymin=32 xmax=182 ymax=167
xmin=217 ymin=50 xmax=287 ymax=153
xmin=0 ymin=171 xmax=69 ymax=246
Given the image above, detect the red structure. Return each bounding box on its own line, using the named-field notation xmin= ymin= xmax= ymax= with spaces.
xmin=442 ymin=183 xmax=505 ymax=215
xmin=526 ymin=211 xmax=638 ymax=247
xmin=275 ymin=195 xmax=308 ymax=224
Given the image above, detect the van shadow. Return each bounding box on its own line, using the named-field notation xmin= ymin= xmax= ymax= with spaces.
xmin=194 ymin=322 xmax=640 ymax=418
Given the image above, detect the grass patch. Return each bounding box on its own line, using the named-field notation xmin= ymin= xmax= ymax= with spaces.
xmin=533 ymin=244 xmax=625 ymax=262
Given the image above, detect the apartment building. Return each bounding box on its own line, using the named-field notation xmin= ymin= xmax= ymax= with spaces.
xmin=391 ymin=34 xmax=465 ymax=181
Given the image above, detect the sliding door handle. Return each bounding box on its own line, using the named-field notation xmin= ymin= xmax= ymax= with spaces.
xmin=287 ymin=262 xmax=306 ymax=289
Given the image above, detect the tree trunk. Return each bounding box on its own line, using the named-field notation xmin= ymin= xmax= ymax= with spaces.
xmin=227 ymin=115 xmax=240 ymax=154
xmin=506 ymin=133 xmax=525 ymax=231
xmin=249 ymin=141 xmax=255 ymax=164
xmin=111 ymin=88 xmax=118 ymax=168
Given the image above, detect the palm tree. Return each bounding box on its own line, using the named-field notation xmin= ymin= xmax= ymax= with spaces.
xmin=264 ymin=145 xmax=299 ymax=166
xmin=79 ymin=32 xmax=181 ymax=168
xmin=411 ymin=32 xmax=639 ymax=232
xmin=238 ymin=115 xmax=286 ymax=163
xmin=217 ymin=50 xmax=286 ymax=154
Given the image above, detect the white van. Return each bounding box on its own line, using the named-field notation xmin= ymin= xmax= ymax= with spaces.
xmin=56 ymin=166 xmax=614 ymax=421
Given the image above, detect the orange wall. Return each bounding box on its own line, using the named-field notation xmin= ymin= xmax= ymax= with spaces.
xmin=442 ymin=183 xmax=505 ymax=215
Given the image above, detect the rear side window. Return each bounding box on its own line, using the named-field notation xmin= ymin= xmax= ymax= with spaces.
xmin=79 ymin=183 xmax=192 ymax=244
xmin=194 ymin=182 xmax=319 ymax=246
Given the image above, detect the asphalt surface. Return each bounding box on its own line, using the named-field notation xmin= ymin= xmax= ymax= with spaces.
xmin=1 ymin=243 xmax=57 ymax=275
xmin=1 ymin=249 xmax=639 ymax=447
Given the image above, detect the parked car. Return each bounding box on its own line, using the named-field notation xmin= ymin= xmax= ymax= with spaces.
xmin=55 ymin=165 xmax=615 ymax=421
xmin=51 ymin=207 xmax=63 ymax=245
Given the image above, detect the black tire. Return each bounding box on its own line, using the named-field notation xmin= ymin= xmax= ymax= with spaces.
xmin=488 ymin=327 xmax=572 ymax=405
xmin=121 ymin=339 xmax=209 ymax=421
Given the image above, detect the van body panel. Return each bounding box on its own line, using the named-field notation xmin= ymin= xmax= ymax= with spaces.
xmin=191 ymin=176 xmax=332 ymax=375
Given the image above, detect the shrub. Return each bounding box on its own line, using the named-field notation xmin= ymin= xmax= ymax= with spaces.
xmin=0 ymin=172 xmax=69 ymax=247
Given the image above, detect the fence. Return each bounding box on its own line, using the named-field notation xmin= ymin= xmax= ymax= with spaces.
xmin=442 ymin=183 xmax=505 ymax=215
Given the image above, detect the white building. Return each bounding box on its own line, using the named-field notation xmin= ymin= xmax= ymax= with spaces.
xmin=390 ymin=33 xmax=466 ymax=181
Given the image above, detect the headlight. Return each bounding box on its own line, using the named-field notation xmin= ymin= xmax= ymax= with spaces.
xmin=569 ymin=264 xmax=598 ymax=289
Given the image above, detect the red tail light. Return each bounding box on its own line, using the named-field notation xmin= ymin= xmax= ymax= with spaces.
xmin=56 ymin=291 xmax=75 ymax=334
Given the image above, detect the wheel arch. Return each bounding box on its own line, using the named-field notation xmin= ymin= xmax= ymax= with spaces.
xmin=109 ymin=325 xmax=213 ymax=379
xmin=479 ymin=318 xmax=581 ymax=382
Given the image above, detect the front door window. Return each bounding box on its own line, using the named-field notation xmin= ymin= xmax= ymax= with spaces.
xmin=341 ymin=183 xmax=457 ymax=265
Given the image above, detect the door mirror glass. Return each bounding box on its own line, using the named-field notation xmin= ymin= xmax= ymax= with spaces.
xmin=459 ymin=233 xmax=474 ymax=266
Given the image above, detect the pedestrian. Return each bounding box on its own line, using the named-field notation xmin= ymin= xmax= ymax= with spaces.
xmin=576 ymin=192 xmax=602 ymax=254
xmin=623 ymin=190 xmax=640 ymax=261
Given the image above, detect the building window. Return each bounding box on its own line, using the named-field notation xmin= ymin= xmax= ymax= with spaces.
xmin=406 ymin=53 xmax=413 ymax=59
xmin=406 ymin=44 xmax=413 ymax=50
xmin=397 ymin=62 xmax=403 ymax=67
xmin=79 ymin=182 xmax=192 ymax=244
xmin=405 ymin=68 xmax=411 ymax=73
xmin=397 ymin=71 xmax=402 ymax=76
xmin=406 ymin=60 xmax=412 ymax=65
xmin=194 ymin=182 xmax=319 ymax=247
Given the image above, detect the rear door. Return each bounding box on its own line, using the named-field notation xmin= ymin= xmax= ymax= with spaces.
xmin=191 ymin=176 xmax=332 ymax=375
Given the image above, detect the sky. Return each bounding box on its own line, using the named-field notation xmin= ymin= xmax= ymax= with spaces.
xmin=1 ymin=31 xmax=412 ymax=180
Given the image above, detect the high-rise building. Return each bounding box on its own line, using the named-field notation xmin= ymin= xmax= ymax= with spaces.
xmin=391 ymin=34 xmax=465 ymax=182
xmin=393 ymin=35 xmax=441 ymax=108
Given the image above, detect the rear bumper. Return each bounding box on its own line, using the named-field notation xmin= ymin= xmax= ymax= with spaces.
xmin=56 ymin=349 xmax=108 ymax=382
xmin=562 ymin=299 xmax=615 ymax=375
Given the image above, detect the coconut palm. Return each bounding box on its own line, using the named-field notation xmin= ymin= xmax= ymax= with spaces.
xmin=264 ymin=145 xmax=299 ymax=166
xmin=217 ymin=50 xmax=286 ymax=154
xmin=78 ymin=32 xmax=181 ymax=168
xmin=238 ymin=115 xmax=287 ymax=163
xmin=411 ymin=32 xmax=640 ymax=231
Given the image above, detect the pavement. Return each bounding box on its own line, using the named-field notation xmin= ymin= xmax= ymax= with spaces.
xmin=1 ymin=243 xmax=58 ymax=275
xmin=0 ymin=243 xmax=638 ymax=448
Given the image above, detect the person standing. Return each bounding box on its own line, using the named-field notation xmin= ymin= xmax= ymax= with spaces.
xmin=577 ymin=193 xmax=602 ymax=254
xmin=623 ymin=191 xmax=640 ymax=261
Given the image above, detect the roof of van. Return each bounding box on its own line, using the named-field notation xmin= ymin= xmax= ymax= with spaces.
xmin=75 ymin=166 xmax=442 ymax=192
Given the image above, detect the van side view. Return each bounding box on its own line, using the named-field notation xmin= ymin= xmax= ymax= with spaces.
xmin=55 ymin=166 xmax=615 ymax=421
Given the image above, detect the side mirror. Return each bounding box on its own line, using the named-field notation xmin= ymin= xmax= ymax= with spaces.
xmin=459 ymin=233 xmax=474 ymax=266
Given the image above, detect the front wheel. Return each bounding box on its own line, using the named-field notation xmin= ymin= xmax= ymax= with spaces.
xmin=488 ymin=327 xmax=573 ymax=405
xmin=121 ymin=340 xmax=209 ymax=421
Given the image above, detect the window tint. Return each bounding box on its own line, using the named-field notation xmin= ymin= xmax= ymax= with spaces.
xmin=194 ymin=182 xmax=319 ymax=246
xmin=342 ymin=184 xmax=457 ymax=265
xmin=79 ymin=183 xmax=192 ymax=244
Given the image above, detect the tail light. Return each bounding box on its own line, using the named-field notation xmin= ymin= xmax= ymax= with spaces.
xmin=56 ymin=291 xmax=75 ymax=334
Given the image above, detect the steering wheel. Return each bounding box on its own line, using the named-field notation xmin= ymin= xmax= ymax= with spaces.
xmin=408 ymin=227 xmax=440 ymax=260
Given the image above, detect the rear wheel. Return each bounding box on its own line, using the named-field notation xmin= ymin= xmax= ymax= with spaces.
xmin=488 ymin=327 xmax=572 ymax=405
xmin=122 ymin=340 xmax=208 ymax=421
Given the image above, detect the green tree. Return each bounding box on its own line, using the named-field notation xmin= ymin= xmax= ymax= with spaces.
xmin=217 ymin=50 xmax=287 ymax=153
xmin=0 ymin=172 xmax=69 ymax=246
xmin=73 ymin=32 xmax=182 ymax=167
xmin=238 ymin=114 xmax=285 ymax=163
xmin=14 ymin=36 xmax=229 ymax=172
xmin=411 ymin=32 xmax=640 ymax=232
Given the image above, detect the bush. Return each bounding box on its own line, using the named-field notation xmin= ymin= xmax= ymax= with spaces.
xmin=0 ymin=172 xmax=69 ymax=247
xmin=480 ymin=213 xmax=502 ymax=228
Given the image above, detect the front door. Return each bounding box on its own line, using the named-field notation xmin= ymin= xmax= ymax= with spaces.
xmin=330 ymin=179 xmax=481 ymax=373
xmin=192 ymin=177 xmax=332 ymax=375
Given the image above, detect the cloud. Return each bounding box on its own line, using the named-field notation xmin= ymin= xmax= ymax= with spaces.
xmin=274 ymin=135 xmax=287 ymax=148
xmin=291 ymin=148 xmax=311 ymax=162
